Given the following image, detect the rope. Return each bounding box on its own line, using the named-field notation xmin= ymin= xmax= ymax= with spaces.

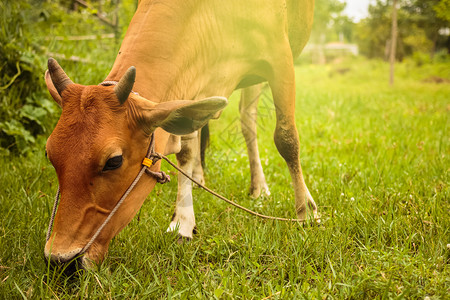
xmin=46 ymin=136 xmax=307 ymax=256
xmin=79 ymin=166 xmax=148 ymax=254
xmin=96 ymin=80 xmax=305 ymax=221
xmin=155 ymin=152 xmax=306 ymax=223
xmin=145 ymin=169 xmax=171 ymax=183
xmin=46 ymin=135 xmax=159 ymax=253
xmin=46 ymin=127 xmax=309 ymax=257
xmin=46 ymin=187 xmax=60 ymax=242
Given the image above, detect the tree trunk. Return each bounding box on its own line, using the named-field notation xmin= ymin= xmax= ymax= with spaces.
xmin=390 ymin=0 xmax=398 ymax=85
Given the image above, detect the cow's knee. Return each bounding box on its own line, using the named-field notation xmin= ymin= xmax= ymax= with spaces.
xmin=274 ymin=122 xmax=300 ymax=166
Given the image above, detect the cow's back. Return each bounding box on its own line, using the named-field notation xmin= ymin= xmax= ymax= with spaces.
xmin=107 ymin=0 xmax=315 ymax=100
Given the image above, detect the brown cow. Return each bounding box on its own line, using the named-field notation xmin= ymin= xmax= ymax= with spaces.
xmin=44 ymin=0 xmax=318 ymax=268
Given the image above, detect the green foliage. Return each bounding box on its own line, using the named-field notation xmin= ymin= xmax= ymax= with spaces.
xmin=357 ymin=0 xmax=450 ymax=60
xmin=0 ymin=1 xmax=53 ymax=154
xmin=434 ymin=0 xmax=450 ymax=22
xmin=310 ymin=0 xmax=350 ymax=43
xmin=402 ymin=0 xmax=450 ymax=53
xmin=0 ymin=2 xmax=448 ymax=295
xmin=0 ymin=58 xmax=449 ymax=298
xmin=403 ymin=25 xmax=435 ymax=54
xmin=410 ymin=51 xmax=433 ymax=66
xmin=333 ymin=15 xmax=356 ymax=43
xmin=0 ymin=0 xmax=136 ymax=154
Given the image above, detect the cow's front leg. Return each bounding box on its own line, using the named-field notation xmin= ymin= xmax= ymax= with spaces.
xmin=239 ymin=84 xmax=270 ymax=198
xmin=269 ymin=55 xmax=319 ymax=222
xmin=166 ymin=131 xmax=199 ymax=240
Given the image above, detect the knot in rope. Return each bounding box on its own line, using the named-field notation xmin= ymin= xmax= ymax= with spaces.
xmin=145 ymin=169 xmax=171 ymax=184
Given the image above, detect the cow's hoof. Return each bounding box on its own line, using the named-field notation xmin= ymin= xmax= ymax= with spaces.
xmin=166 ymin=223 xmax=197 ymax=243
xmin=192 ymin=173 xmax=205 ymax=187
xmin=176 ymin=234 xmax=192 ymax=244
xmin=165 ymin=230 xmax=193 ymax=244
xmin=249 ymin=183 xmax=270 ymax=198
xmin=312 ymin=211 xmax=321 ymax=225
xmin=299 ymin=212 xmax=321 ymax=227
xmin=176 ymin=226 xmax=197 ymax=244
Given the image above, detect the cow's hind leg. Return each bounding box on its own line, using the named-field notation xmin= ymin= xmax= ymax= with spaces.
xmin=239 ymin=84 xmax=270 ymax=198
xmin=269 ymin=57 xmax=319 ymax=221
xmin=192 ymin=128 xmax=206 ymax=186
xmin=167 ymin=132 xmax=199 ymax=240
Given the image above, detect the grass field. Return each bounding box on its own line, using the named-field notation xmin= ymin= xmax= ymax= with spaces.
xmin=0 ymin=58 xmax=449 ymax=299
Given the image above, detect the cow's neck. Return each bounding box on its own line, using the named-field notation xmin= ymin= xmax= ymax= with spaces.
xmin=105 ymin=0 xmax=236 ymax=103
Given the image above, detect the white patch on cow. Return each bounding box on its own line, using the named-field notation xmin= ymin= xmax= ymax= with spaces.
xmin=166 ymin=132 xmax=198 ymax=239
xmin=166 ymin=177 xmax=196 ymax=238
xmin=166 ymin=206 xmax=196 ymax=238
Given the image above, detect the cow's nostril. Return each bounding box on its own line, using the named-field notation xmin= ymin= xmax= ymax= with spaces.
xmin=44 ymin=248 xmax=82 ymax=263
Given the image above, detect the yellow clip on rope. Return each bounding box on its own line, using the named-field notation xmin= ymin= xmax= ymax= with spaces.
xmin=142 ymin=158 xmax=153 ymax=168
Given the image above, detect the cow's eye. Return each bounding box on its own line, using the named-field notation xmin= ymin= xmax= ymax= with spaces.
xmin=103 ymin=155 xmax=123 ymax=171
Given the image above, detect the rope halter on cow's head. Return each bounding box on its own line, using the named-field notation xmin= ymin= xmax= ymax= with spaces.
xmin=46 ymin=74 xmax=171 ymax=257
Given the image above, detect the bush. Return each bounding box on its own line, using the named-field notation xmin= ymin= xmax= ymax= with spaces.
xmin=0 ymin=1 xmax=58 ymax=154
xmin=432 ymin=49 xmax=450 ymax=64
xmin=410 ymin=51 xmax=432 ymax=66
xmin=0 ymin=0 xmax=132 ymax=155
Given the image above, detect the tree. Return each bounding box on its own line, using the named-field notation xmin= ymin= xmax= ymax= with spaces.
xmin=390 ymin=0 xmax=398 ymax=85
xmin=402 ymin=0 xmax=450 ymax=54
xmin=310 ymin=0 xmax=347 ymax=43
xmin=356 ymin=1 xmax=393 ymax=59
xmin=356 ymin=0 xmax=450 ymax=60
xmin=434 ymin=0 xmax=450 ymax=23
xmin=334 ymin=15 xmax=356 ymax=43
xmin=309 ymin=0 xmax=351 ymax=63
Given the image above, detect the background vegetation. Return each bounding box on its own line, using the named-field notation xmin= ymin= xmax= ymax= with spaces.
xmin=0 ymin=0 xmax=135 ymax=154
xmin=0 ymin=0 xmax=449 ymax=153
xmin=0 ymin=0 xmax=449 ymax=298
xmin=311 ymin=0 xmax=449 ymax=60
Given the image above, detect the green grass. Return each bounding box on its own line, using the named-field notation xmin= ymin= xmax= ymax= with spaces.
xmin=0 ymin=58 xmax=449 ymax=298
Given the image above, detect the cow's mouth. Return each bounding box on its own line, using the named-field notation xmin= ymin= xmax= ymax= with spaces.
xmin=43 ymin=248 xmax=96 ymax=274
xmin=43 ymin=254 xmax=85 ymax=275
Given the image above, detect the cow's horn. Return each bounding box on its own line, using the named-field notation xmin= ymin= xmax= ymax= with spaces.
xmin=114 ymin=66 xmax=136 ymax=105
xmin=47 ymin=58 xmax=74 ymax=96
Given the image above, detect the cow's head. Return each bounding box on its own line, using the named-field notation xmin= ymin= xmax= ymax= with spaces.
xmin=43 ymin=58 xmax=226 ymax=269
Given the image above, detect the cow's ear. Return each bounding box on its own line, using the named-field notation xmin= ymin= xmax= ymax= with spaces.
xmin=157 ymin=97 xmax=228 ymax=134
xmin=45 ymin=70 xmax=62 ymax=106
xmin=132 ymin=96 xmax=227 ymax=135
